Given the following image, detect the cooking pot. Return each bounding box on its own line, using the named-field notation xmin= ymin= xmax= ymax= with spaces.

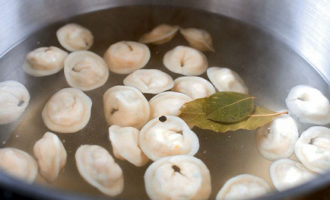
xmin=0 ymin=0 xmax=329 ymax=200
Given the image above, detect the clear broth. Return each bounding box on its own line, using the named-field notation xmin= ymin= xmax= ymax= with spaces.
xmin=0 ymin=5 xmax=329 ymax=199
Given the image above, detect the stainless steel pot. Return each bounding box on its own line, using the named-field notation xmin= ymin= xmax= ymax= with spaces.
xmin=0 ymin=0 xmax=329 ymax=200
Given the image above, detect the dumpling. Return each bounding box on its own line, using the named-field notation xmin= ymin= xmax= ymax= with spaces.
xmin=163 ymin=46 xmax=208 ymax=76
xmin=295 ymin=126 xmax=330 ymax=173
xmin=0 ymin=80 xmax=30 ymax=124
xmin=255 ymin=114 xmax=299 ymax=160
xmin=140 ymin=115 xmax=199 ymax=161
xmin=104 ymin=41 xmax=150 ymax=74
xmin=123 ymin=69 xmax=174 ymax=94
xmin=149 ymin=91 xmax=192 ymax=119
xmin=42 ymin=88 xmax=92 ymax=133
xmin=216 ymin=174 xmax=270 ymax=200
xmin=139 ymin=24 xmax=179 ymax=44
xmin=0 ymin=148 xmax=38 ymax=183
xmin=33 ymin=131 xmax=67 ymax=182
xmin=75 ymin=145 xmax=124 ymax=196
xmin=23 ymin=46 xmax=68 ymax=77
xmin=56 ymin=23 xmax=93 ymax=51
xmin=64 ymin=51 xmax=109 ymax=91
xmin=172 ymin=76 xmax=215 ymax=99
xmin=270 ymin=159 xmax=315 ymax=191
xmin=285 ymin=85 xmax=330 ymax=125
xmin=109 ymin=125 xmax=149 ymax=167
xmin=207 ymin=67 xmax=248 ymax=94
xmin=144 ymin=155 xmax=211 ymax=200
xmin=180 ymin=28 xmax=214 ymax=52
xmin=103 ymin=85 xmax=150 ymax=129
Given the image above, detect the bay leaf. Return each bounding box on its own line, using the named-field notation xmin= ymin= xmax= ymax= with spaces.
xmin=204 ymin=92 xmax=255 ymax=123
xmin=180 ymin=98 xmax=285 ymax=133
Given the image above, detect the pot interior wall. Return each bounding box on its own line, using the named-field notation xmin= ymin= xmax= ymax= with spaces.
xmin=0 ymin=5 xmax=329 ymax=200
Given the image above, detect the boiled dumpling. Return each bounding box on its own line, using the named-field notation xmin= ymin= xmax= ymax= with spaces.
xmin=139 ymin=24 xmax=179 ymax=44
xmin=207 ymin=67 xmax=248 ymax=94
xmin=103 ymin=85 xmax=150 ymax=129
xmin=270 ymin=159 xmax=315 ymax=191
xmin=216 ymin=174 xmax=270 ymax=200
xmin=42 ymin=88 xmax=92 ymax=133
xmin=0 ymin=80 xmax=30 ymax=124
xmin=255 ymin=114 xmax=299 ymax=160
xmin=144 ymin=155 xmax=211 ymax=200
xmin=140 ymin=115 xmax=199 ymax=161
xmin=172 ymin=76 xmax=215 ymax=99
xmin=295 ymin=126 xmax=330 ymax=173
xmin=180 ymin=27 xmax=214 ymax=52
xmin=104 ymin=41 xmax=150 ymax=74
xmin=75 ymin=145 xmax=124 ymax=196
xmin=56 ymin=23 xmax=93 ymax=51
xmin=0 ymin=148 xmax=38 ymax=183
xmin=33 ymin=131 xmax=67 ymax=182
xmin=123 ymin=69 xmax=174 ymax=94
xmin=149 ymin=91 xmax=192 ymax=119
xmin=285 ymin=85 xmax=330 ymax=125
xmin=109 ymin=125 xmax=149 ymax=167
xmin=64 ymin=51 xmax=109 ymax=91
xmin=163 ymin=46 xmax=208 ymax=76
xmin=23 ymin=46 xmax=68 ymax=77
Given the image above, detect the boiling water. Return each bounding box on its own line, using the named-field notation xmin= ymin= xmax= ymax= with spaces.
xmin=0 ymin=5 xmax=329 ymax=199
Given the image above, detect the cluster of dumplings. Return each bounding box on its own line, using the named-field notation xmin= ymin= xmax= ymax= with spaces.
xmin=213 ymin=86 xmax=330 ymax=200
xmin=0 ymin=22 xmax=329 ymax=200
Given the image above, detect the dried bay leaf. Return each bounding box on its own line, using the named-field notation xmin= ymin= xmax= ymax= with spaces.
xmin=180 ymin=98 xmax=285 ymax=133
xmin=204 ymin=92 xmax=255 ymax=123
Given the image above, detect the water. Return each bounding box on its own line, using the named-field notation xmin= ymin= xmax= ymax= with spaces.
xmin=0 ymin=5 xmax=328 ymax=199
